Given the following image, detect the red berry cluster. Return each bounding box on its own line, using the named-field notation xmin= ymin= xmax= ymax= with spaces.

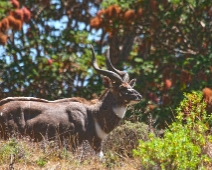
xmin=0 ymin=0 xmax=31 ymax=45
xmin=90 ymin=5 xmax=144 ymax=37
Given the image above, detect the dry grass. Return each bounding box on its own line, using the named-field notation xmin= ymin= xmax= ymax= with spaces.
xmin=0 ymin=120 xmax=211 ymax=170
xmin=1 ymin=159 xmax=141 ymax=170
xmin=0 ymin=121 xmax=148 ymax=170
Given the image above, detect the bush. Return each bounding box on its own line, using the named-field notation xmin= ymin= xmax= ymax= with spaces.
xmin=104 ymin=121 xmax=149 ymax=157
xmin=133 ymin=91 xmax=212 ymax=170
xmin=0 ymin=138 xmax=28 ymax=165
xmin=100 ymin=121 xmax=149 ymax=169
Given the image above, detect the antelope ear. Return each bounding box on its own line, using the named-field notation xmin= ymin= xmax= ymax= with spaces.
xmin=129 ymin=79 xmax=136 ymax=87
xmin=102 ymin=76 xmax=112 ymax=88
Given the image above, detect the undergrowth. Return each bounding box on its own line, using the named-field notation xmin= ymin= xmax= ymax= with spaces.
xmin=133 ymin=91 xmax=212 ymax=170
xmin=0 ymin=121 xmax=148 ymax=169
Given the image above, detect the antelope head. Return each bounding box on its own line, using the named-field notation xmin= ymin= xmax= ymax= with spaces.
xmin=91 ymin=46 xmax=142 ymax=108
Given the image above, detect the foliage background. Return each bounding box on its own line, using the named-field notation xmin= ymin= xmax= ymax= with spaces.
xmin=1 ymin=0 xmax=212 ymax=128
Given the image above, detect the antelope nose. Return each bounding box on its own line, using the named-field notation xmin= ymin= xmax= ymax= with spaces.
xmin=137 ymin=94 xmax=142 ymax=100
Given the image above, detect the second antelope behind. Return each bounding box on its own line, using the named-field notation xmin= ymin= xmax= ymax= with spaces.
xmin=0 ymin=46 xmax=142 ymax=158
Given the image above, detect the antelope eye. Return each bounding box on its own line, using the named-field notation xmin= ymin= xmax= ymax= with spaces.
xmin=119 ymin=85 xmax=128 ymax=90
xmin=120 ymin=89 xmax=129 ymax=95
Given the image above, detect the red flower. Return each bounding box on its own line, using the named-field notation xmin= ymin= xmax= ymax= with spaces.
xmin=7 ymin=15 xmax=22 ymax=30
xmin=105 ymin=5 xmax=121 ymax=19
xmin=123 ymin=10 xmax=135 ymax=23
xmin=0 ymin=18 xmax=9 ymax=31
xmin=10 ymin=0 xmax=20 ymax=9
xmin=47 ymin=59 xmax=53 ymax=65
xmin=0 ymin=33 xmax=7 ymax=45
xmin=97 ymin=10 xmax=106 ymax=17
xmin=203 ymin=88 xmax=212 ymax=104
xmin=90 ymin=17 xmax=102 ymax=30
xmin=22 ymin=7 xmax=31 ymax=22
xmin=137 ymin=8 xmax=144 ymax=17
xmin=13 ymin=9 xmax=24 ymax=21
xmin=164 ymin=79 xmax=172 ymax=90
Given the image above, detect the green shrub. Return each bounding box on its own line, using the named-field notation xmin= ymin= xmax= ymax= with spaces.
xmin=36 ymin=157 xmax=47 ymax=167
xmin=0 ymin=138 xmax=28 ymax=165
xmin=104 ymin=121 xmax=149 ymax=157
xmin=133 ymin=91 xmax=212 ymax=170
xmin=101 ymin=121 xmax=149 ymax=169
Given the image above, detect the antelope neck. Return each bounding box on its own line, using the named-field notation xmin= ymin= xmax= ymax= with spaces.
xmin=99 ymin=89 xmax=127 ymax=118
xmin=112 ymin=105 xmax=127 ymax=119
xmin=93 ymin=89 xmax=127 ymax=140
